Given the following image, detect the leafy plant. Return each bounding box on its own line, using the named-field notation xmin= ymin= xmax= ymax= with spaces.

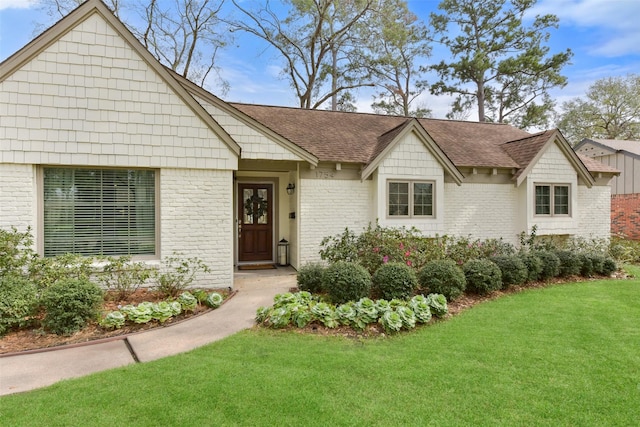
xmin=322 ymin=261 xmax=371 ymax=304
xmin=152 ymin=301 xmax=182 ymax=323
xmin=396 ymin=306 xmax=416 ymax=329
xmin=205 ymin=292 xmax=224 ymax=308
xmin=0 ymin=226 xmax=35 ymax=278
xmin=177 ymin=291 xmax=198 ymax=312
xmin=40 ymin=278 xmax=104 ymax=335
xmin=296 ymin=262 xmax=326 ymax=293
xmin=463 ymin=259 xmax=502 ymax=295
xmin=311 ymin=302 xmax=338 ymax=328
xmin=379 ymin=310 xmax=403 ymax=333
xmin=417 ymin=259 xmax=466 ymax=301
xmin=371 ymin=262 xmax=418 ymax=300
xmin=555 ymin=250 xmax=582 ymax=277
xmin=409 ymin=295 xmax=432 ymax=323
xmin=28 ymin=253 xmax=96 ymax=289
xmin=153 ymin=253 xmax=211 ymax=297
xmin=98 ymin=255 xmax=154 ymax=300
xmin=518 ymin=252 xmax=543 ymax=283
xmin=120 ymin=302 xmax=154 ymax=324
xmin=533 ymin=250 xmax=561 ymax=280
xmin=0 ymin=275 xmax=39 ymax=335
xmin=100 ymin=311 xmax=126 ymax=329
xmin=426 ymin=294 xmax=448 ymax=317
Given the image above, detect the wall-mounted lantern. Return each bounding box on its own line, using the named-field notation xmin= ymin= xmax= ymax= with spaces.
xmin=278 ymin=238 xmax=290 ymax=266
xmin=286 ymin=183 xmax=295 ymax=195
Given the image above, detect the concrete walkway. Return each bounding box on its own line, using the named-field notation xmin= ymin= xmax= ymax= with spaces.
xmin=0 ymin=268 xmax=296 ymax=396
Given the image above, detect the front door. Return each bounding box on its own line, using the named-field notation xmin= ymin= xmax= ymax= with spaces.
xmin=238 ymin=183 xmax=273 ymax=263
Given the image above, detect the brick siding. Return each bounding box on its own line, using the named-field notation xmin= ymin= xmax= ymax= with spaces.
xmin=611 ymin=194 xmax=640 ymax=240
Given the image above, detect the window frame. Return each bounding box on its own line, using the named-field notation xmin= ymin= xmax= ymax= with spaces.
xmin=38 ymin=166 xmax=160 ymax=259
xmin=386 ymin=179 xmax=435 ymax=219
xmin=534 ymin=183 xmax=571 ymax=217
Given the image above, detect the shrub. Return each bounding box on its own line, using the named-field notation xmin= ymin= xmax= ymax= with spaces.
xmin=0 ymin=275 xmax=39 ymax=335
xmin=518 ymin=252 xmax=543 ymax=283
xmin=28 ymin=253 xmax=96 ymax=289
xmin=322 ymin=261 xmax=371 ymax=304
xmin=371 ymin=262 xmax=418 ymax=300
xmin=601 ymin=257 xmax=618 ymax=276
xmin=578 ymin=253 xmax=595 ymax=277
xmin=98 ymin=255 xmax=153 ymax=300
xmin=153 ymin=253 xmax=211 ymax=297
xmin=462 ymin=259 xmax=502 ymax=295
xmin=0 ymin=226 xmax=35 ymax=278
xmin=417 ymin=259 xmax=466 ymax=301
xmin=555 ymin=250 xmax=582 ymax=277
xmin=491 ymin=255 xmax=528 ymax=288
xmin=40 ymin=278 xmax=104 ymax=335
xmin=532 ymin=250 xmax=561 ymax=280
xmin=296 ymin=263 xmax=326 ymax=293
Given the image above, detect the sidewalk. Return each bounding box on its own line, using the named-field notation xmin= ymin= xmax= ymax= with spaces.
xmin=0 ymin=268 xmax=296 ymax=396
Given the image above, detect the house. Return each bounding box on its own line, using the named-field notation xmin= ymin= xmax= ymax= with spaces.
xmin=0 ymin=0 xmax=619 ymax=288
xmin=575 ymin=138 xmax=640 ymax=239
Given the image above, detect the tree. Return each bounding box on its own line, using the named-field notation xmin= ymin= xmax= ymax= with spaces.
xmin=368 ymin=0 xmax=432 ymax=117
xmin=230 ymin=0 xmax=377 ymax=110
xmin=430 ymin=0 xmax=572 ymax=129
xmin=38 ymin=0 xmax=230 ymax=92
xmin=556 ymin=74 xmax=640 ymax=145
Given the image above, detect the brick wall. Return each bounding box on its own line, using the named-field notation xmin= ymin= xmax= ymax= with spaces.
xmin=0 ymin=164 xmax=35 ymax=232
xmin=611 ymin=193 xmax=640 ymax=240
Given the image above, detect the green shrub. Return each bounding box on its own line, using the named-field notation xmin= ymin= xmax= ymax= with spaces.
xmin=601 ymin=257 xmax=618 ymax=276
xmin=518 ymin=252 xmax=543 ymax=283
xmin=491 ymin=255 xmax=528 ymax=288
xmin=463 ymin=259 xmax=502 ymax=295
xmin=98 ymin=255 xmax=153 ymax=300
xmin=40 ymin=278 xmax=104 ymax=335
xmin=0 ymin=226 xmax=35 ymax=278
xmin=555 ymin=250 xmax=582 ymax=277
xmin=417 ymin=259 xmax=466 ymax=301
xmin=153 ymin=253 xmax=211 ymax=297
xmin=28 ymin=253 xmax=96 ymax=289
xmin=0 ymin=275 xmax=39 ymax=335
xmin=371 ymin=262 xmax=418 ymax=300
xmin=296 ymin=263 xmax=326 ymax=293
xmin=578 ymin=253 xmax=595 ymax=277
xmin=322 ymin=261 xmax=371 ymax=304
xmin=532 ymin=250 xmax=561 ymax=280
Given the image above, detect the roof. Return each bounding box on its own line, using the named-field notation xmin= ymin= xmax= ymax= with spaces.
xmin=230 ymin=104 xmax=610 ymax=185
xmin=577 ymin=154 xmax=621 ymax=174
xmin=575 ymin=138 xmax=640 ymax=159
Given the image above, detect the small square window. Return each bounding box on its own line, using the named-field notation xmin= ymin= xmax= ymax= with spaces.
xmin=388 ymin=180 xmax=434 ymax=218
xmin=535 ymin=184 xmax=570 ymax=217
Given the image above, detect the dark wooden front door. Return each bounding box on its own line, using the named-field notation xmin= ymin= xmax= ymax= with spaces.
xmin=238 ymin=183 xmax=273 ymax=262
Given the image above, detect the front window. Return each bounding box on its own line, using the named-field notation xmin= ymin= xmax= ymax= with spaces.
xmin=388 ymin=181 xmax=434 ymax=218
xmin=535 ymin=184 xmax=570 ymax=216
xmin=43 ymin=167 xmax=156 ymax=257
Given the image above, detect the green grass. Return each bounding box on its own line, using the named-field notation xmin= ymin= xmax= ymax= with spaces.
xmin=2 ymin=267 xmax=639 ymax=426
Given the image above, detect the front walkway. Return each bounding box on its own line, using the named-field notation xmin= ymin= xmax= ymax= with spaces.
xmin=0 ymin=267 xmax=296 ymax=396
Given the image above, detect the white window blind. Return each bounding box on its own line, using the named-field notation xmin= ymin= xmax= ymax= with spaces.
xmin=43 ymin=168 xmax=155 ymax=257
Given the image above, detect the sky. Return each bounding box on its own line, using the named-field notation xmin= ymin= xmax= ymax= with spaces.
xmin=0 ymin=0 xmax=639 ymax=122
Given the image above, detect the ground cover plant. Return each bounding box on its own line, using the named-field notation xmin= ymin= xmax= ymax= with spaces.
xmin=1 ymin=267 xmax=638 ymax=426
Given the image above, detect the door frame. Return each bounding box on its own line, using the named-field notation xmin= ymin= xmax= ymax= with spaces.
xmin=235 ymin=178 xmax=278 ymax=265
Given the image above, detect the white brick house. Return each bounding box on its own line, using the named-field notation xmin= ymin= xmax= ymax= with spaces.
xmin=0 ymin=0 xmax=619 ymax=287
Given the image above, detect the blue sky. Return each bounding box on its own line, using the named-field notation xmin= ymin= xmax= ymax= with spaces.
xmin=1 ymin=0 xmax=639 ymax=121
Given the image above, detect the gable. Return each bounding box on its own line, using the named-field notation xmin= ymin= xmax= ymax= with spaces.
xmin=0 ymin=0 xmax=239 ymax=170
xmin=377 ymin=130 xmax=444 ymax=178
xmin=528 ymin=142 xmax=579 ymax=183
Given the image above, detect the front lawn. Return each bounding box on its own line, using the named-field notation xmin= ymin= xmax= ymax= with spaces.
xmin=1 ymin=268 xmax=639 ymax=426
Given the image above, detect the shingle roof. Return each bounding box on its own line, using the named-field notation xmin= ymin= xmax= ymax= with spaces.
xmin=577 ymin=155 xmax=621 ymax=173
xmin=228 ymin=103 xmax=616 ymax=179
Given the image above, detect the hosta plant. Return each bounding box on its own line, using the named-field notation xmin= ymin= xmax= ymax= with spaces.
xmin=177 ymin=291 xmax=198 ymax=312
xmin=426 ymin=294 xmax=448 ymax=317
xmin=379 ymin=310 xmax=403 ymax=333
xmin=409 ymin=295 xmax=432 ymax=323
xmin=396 ymin=306 xmax=416 ymax=329
xmin=100 ymin=311 xmax=126 ymax=329
xmin=205 ymin=292 xmax=223 ymax=308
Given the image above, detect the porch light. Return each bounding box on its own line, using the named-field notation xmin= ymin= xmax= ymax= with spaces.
xmin=278 ymin=238 xmax=290 ymax=266
xmin=286 ymin=183 xmax=295 ymax=195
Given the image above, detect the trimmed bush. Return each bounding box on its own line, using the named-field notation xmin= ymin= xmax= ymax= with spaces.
xmin=491 ymin=255 xmax=528 ymax=288
xmin=519 ymin=252 xmax=543 ymax=283
xmin=297 ymin=262 xmax=326 ymax=293
xmin=40 ymin=278 xmax=104 ymax=335
xmin=578 ymin=253 xmax=595 ymax=277
xmin=555 ymin=250 xmax=582 ymax=277
xmin=532 ymin=250 xmax=561 ymax=280
xmin=463 ymin=259 xmax=502 ymax=295
xmin=371 ymin=262 xmax=418 ymax=300
xmin=601 ymin=257 xmax=618 ymax=276
xmin=417 ymin=259 xmax=466 ymax=301
xmin=322 ymin=261 xmax=371 ymax=304
xmin=0 ymin=275 xmax=39 ymax=335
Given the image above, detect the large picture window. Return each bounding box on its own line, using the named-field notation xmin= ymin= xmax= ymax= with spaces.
xmin=43 ymin=168 xmax=156 ymax=257
xmin=388 ymin=181 xmax=434 ymax=217
xmin=535 ymin=184 xmax=570 ymax=216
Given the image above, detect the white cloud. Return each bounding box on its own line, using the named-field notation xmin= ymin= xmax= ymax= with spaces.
xmin=533 ymin=0 xmax=640 ymax=56
xmin=0 ymin=0 xmax=38 ymax=11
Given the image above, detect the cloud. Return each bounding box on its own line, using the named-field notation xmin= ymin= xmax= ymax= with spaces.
xmin=0 ymin=0 xmax=38 ymax=10
xmin=532 ymin=0 xmax=640 ymax=56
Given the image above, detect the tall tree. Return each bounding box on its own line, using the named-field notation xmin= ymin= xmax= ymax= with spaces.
xmin=430 ymin=0 xmax=572 ymax=129
xmin=556 ymin=74 xmax=640 ymax=145
xmin=229 ymin=0 xmax=376 ymax=110
xmin=38 ymin=0 xmax=230 ymax=92
xmin=368 ymin=0 xmax=432 ymax=117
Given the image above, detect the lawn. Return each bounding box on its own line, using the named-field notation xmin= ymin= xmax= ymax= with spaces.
xmin=1 ymin=267 xmax=639 ymax=426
